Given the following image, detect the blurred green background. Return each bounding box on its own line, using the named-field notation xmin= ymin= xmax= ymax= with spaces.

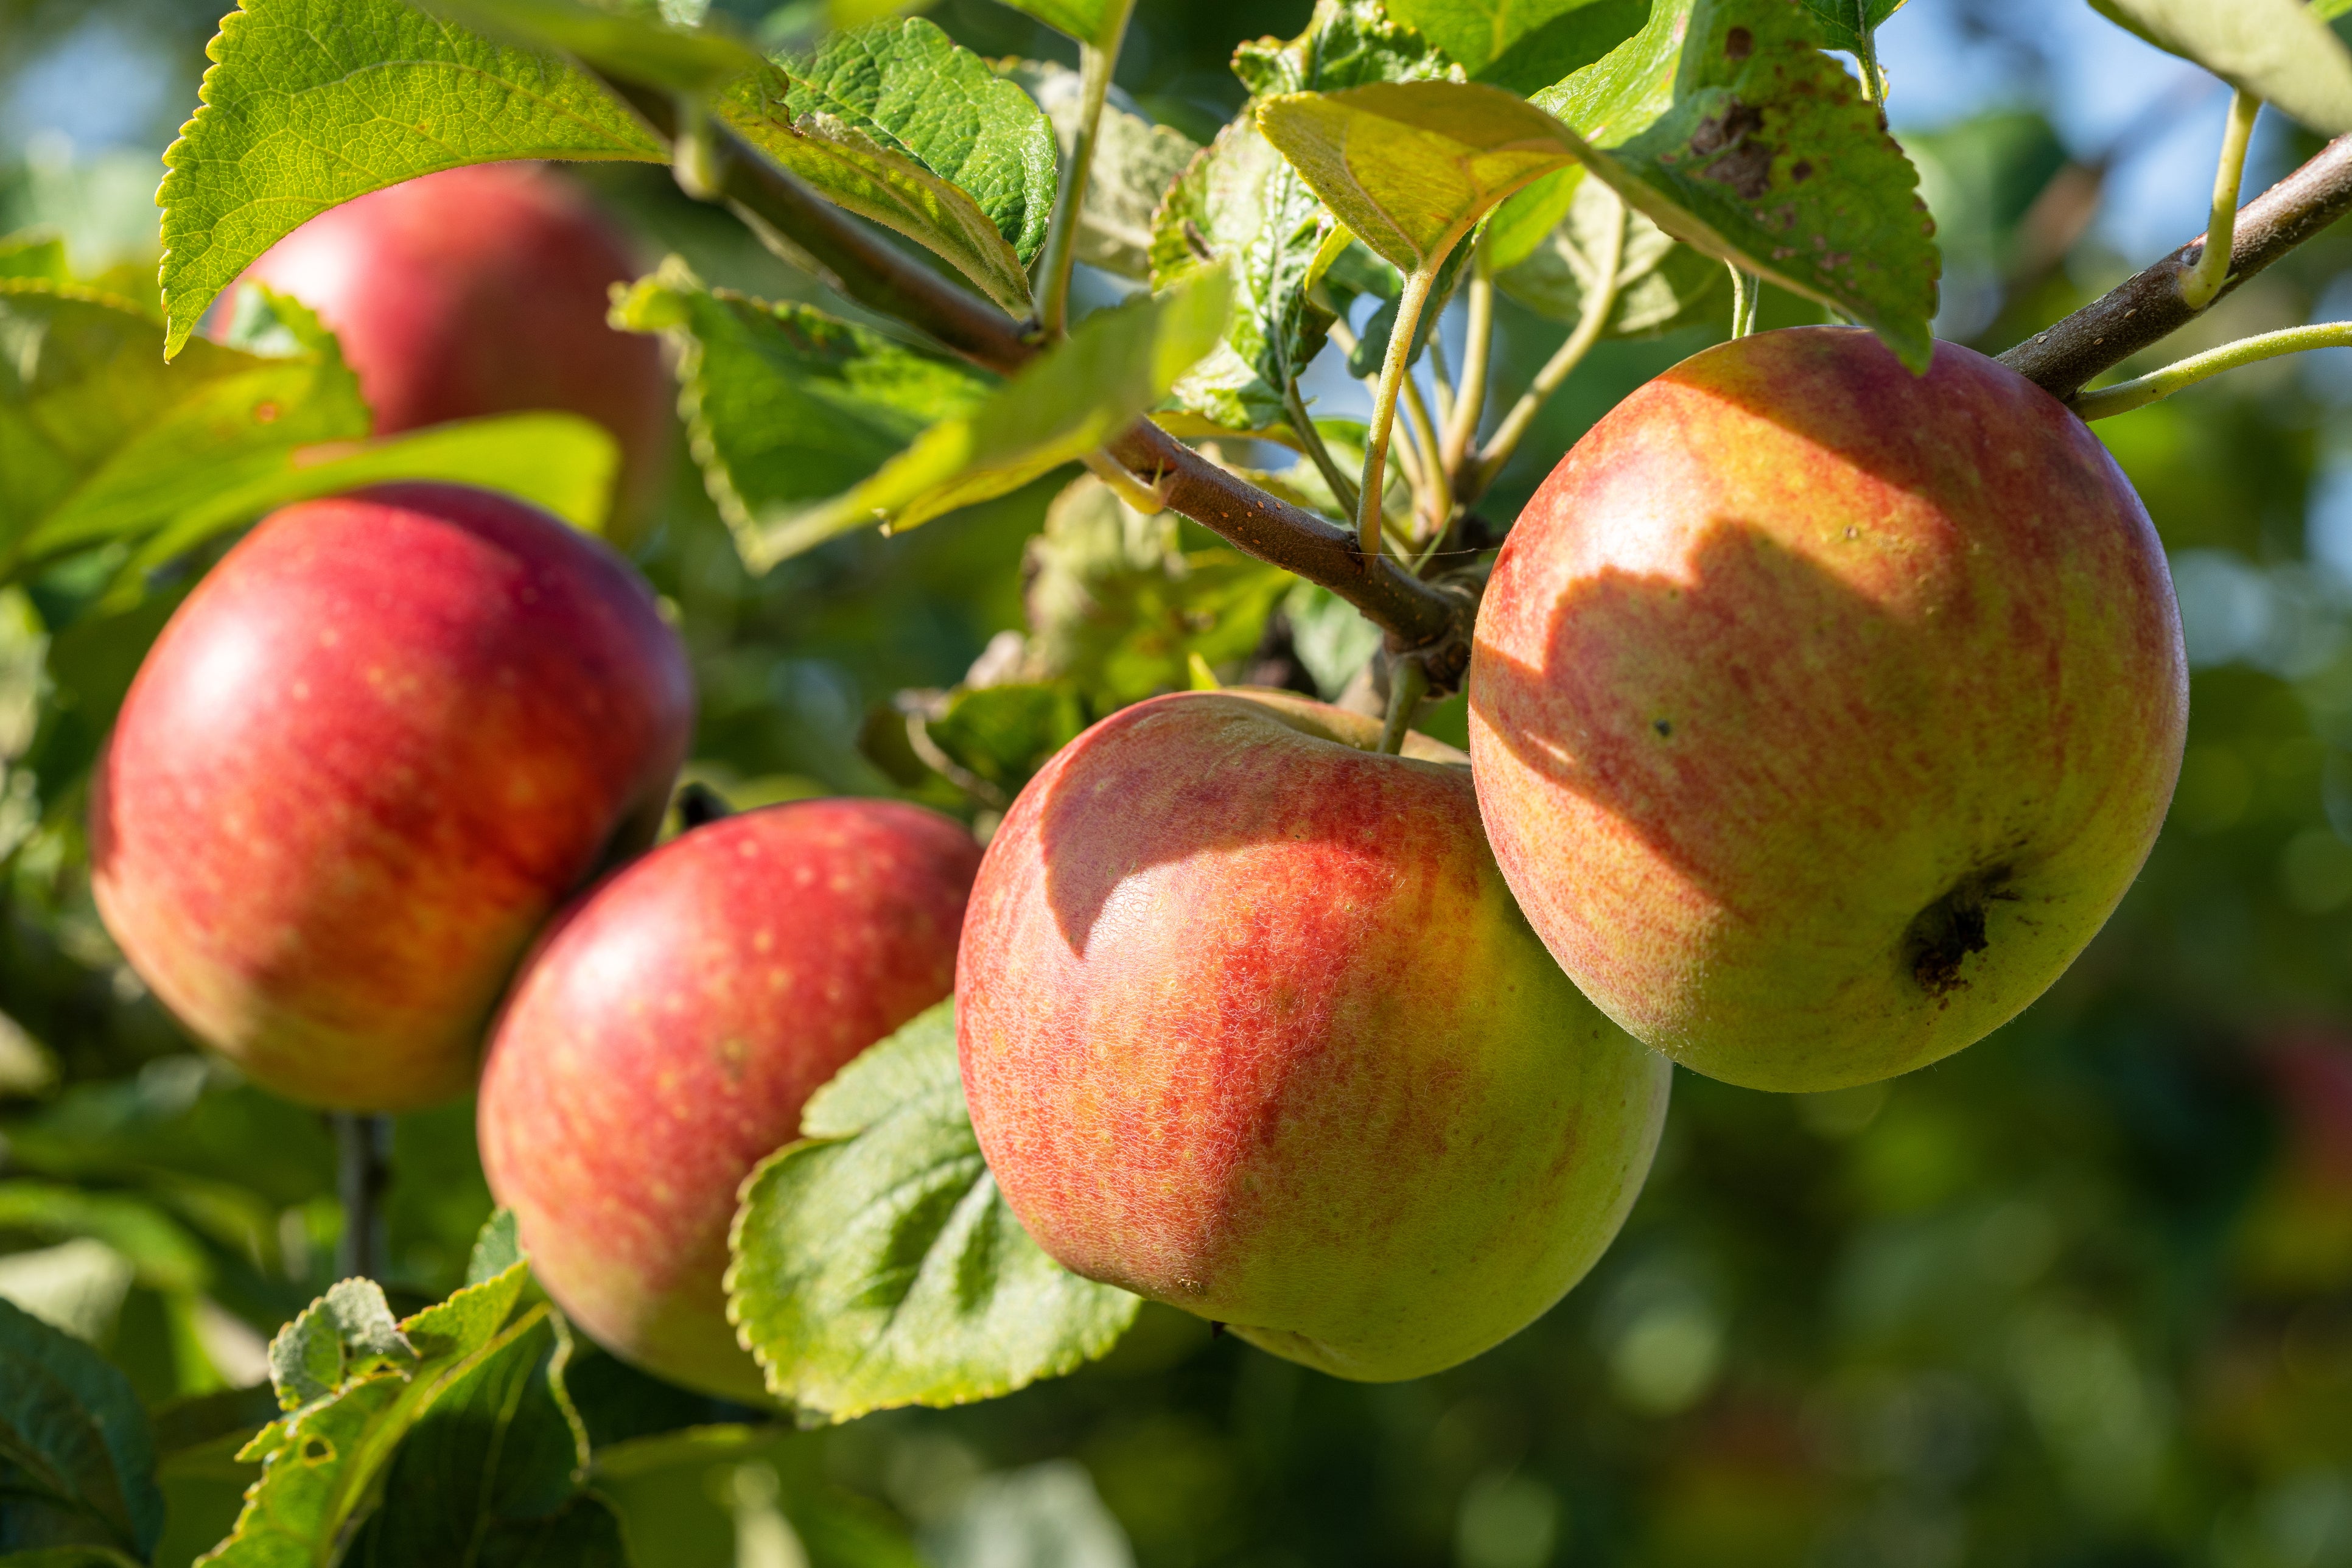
xmin=5 ymin=1 xmax=2352 ymax=1564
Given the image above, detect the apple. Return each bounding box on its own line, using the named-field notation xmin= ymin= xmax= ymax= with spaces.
xmin=91 ymin=483 xmax=694 ymax=1111
xmin=234 ymin=163 xmax=673 ymax=533
xmin=476 ymin=799 xmax=982 ymax=1402
xmin=956 ymin=688 xmax=1671 ymax=1382
xmin=1469 ymin=327 xmax=2187 ymax=1094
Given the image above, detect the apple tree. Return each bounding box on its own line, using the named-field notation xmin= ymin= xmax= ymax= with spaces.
xmin=5 ymin=0 xmax=2352 ymax=1562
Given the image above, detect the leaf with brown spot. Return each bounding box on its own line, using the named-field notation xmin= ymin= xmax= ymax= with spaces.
xmin=1533 ymin=0 xmax=1938 ymax=369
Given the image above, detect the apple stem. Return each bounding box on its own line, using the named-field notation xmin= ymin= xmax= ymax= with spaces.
xmin=2181 ymin=90 xmax=2262 ymax=314
xmin=1396 ymin=370 xmax=1447 ymax=547
xmin=1441 ymin=244 xmax=1496 ymax=485
xmin=1377 ymin=656 xmax=1430 ymax=756
xmin=1034 ymin=3 xmax=1136 ymax=340
xmin=1850 ymin=2 xmax=1888 ymax=107
xmin=1727 ymin=265 xmax=1761 ymax=338
xmin=1359 ymin=267 xmax=1441 ymax=562
xmin=2069 ymin=321 xmax=2352 ymax=421
xmin=1285 ymin=381 xmax=1362 ymax=519
xmin=333 ymin=1112 xmax=393 ymax=1283
xmin=1471 ymin=185 xmax=1626 ymax=499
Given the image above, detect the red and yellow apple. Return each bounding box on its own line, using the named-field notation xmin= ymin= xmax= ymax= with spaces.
xmin=477 ymin=799 xmax=982 ymax=1402
xmin=234 ymin=163 xmax=673 ymax=531
xmin=957 ymin=688 xmax=1670 ymax=1382
xmin=1469 ymin=327 xmax=2187 ymax=1093
xmin=91 ymin=483 xmax=694 ymax=1110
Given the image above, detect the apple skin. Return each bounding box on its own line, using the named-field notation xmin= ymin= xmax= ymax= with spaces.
xmin=1469 ymin=327 xmax=2188 ymax=1094
xmin=957 ymin=688 xmax=1670 ymax=1382
xmin=91 ymin=483 xmax=694 ymax=1111
xmin=477 ymin=799 xmax=982 ymax=1403
xmin=236 ymin=163 xmax=671 ymax=532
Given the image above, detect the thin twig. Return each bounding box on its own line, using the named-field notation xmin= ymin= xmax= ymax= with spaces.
xmin=1396 ymin=371 xmax=1447 ymax=540
xmin=1471 ymin=184 xmax=1626 ymax=499
xmin=333 ymin=1113 xmax=393 ymax=1283
xmin=2001 ymin=132 xmax=2352 ymax=398
xmin=1036 ymin=10 xmax=1133 ymax=337
xmin=2183 ymin=90 xmax=2262 ymax=313
xmin=1358 ymin=267 xmax=1440 ymax=561
xmin=1284 ymin=381 xmax=1360 ymax=517
xmin=2070 ymin=321 xmax=2352 ymax=419
xmin=587 ymin=64 xmax=1469 ymax=657
xmin=1442 ymin=243 xmax=1495 ymax=480
xmin=1376 ymin=656 xmax=1429 ymax=756
xmin=1850 ymin=0 xmax=1887 ymax=105
xmin=1728 ymin=264 xmax=1760 ymax=337
xmin=1426 ymin=324 xmax=1456 ymax=430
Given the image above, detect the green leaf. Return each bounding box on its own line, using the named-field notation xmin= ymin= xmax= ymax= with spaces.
xmin=339 ymin=1315 xmax=626 ymax=1567
xmin=1148 ymin=125 xmax=1334 ymax=435
xmin=1152 ymin=0 xmax=1457 ymax=437
xmin=100 ymin=411 xmax=619 ymax=590
xmin=2089 ymin=0 xmax=2352 ymax=135
xmin=914 ymin=681 xmax=1089 ymax=799
xmin=778 ymin=18 xmax=1057 ymax=262
xmin=753 ymin=267 xmax=1231 ymax=568
xmin=992 ymin=0 xmax=1133 ymax=48
xmin=1001 ymin=60 xmax=1199 ymax=281
xmin=1233 ymin=0 xmax=1457 ymax=96
xmin=1796 ymin=0 xmax=1904 ymax=55
xmin=718 ymin=16 xmax=1058 ymax=311
xmin=197 ymin=1262 xmax=534 ymax=1567
xmin=1284 ymin=580 xmax=1384 ymax=698
xmin=465 ymin=1211 xmax=523 ymax=1288
xmin=1531 ymin=0 xmax=1692 ymax=147
xmin=613 ymin=260 xmax=996 ymax=571
xmin=1021 ymin=475 xmax=1289 ymax=705
xmin=0 ymin=281 xmax=618 ymax=586
xmin=1495 ymin=167 xmax=1722 ymax=334
xmin=1520 ymin=0 xmax=1939 ymax=369
xmin=423 ymin=0 xmax=766 ymax=91
xmin=1258 ymin=81 xmax=1583 ymax=273
xmin=1464 ymin=0 xmax=1652 ymax=95
xmin=157 ymin=0 xmax=663 ymax=358
xmin=727 ymin=1002 xmax=1141 ymax=1423
xmin=1 ymin=281 xmax=363 ymax=573
xmin=0 ymin=1297 xmax=163 ymax=1561
xmin=0 ymin=234 xmax=70 ymax=285
xmin=267 ymin=1281 xmax=416 ymax=1412
xmin=591 ymin=1426 xmax=925 ymax=1568
xmin=0 ymin=1182 xmax=214 ymax=1294
xmin=1383 ymin=0 xmax=1628 ymax=79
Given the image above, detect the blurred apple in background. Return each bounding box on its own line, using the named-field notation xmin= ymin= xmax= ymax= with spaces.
xmin=233 ymin=163 xmax=674 ymax=536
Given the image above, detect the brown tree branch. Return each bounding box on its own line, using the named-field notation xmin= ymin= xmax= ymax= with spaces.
xmin=2001 ymin=133 xmax=2352 ymax=400
xmin=598 ymin=74 xmax=1469 ymax=660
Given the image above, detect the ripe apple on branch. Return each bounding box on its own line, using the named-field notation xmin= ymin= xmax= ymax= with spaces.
xmin=21 ymin=0 xmax=2352 ymax=1552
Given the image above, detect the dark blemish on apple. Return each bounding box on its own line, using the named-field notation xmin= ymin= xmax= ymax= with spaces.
xmin=1724 ymin=25 xmax=1752 ymax=59
xmin=1903 ymin=865 xmax=2016 ymax=996
xmin=1653 ymin=719 xmax=1673 ymax=737
xmin=1209 ymin=1320 xmax=1229 ymax=1337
